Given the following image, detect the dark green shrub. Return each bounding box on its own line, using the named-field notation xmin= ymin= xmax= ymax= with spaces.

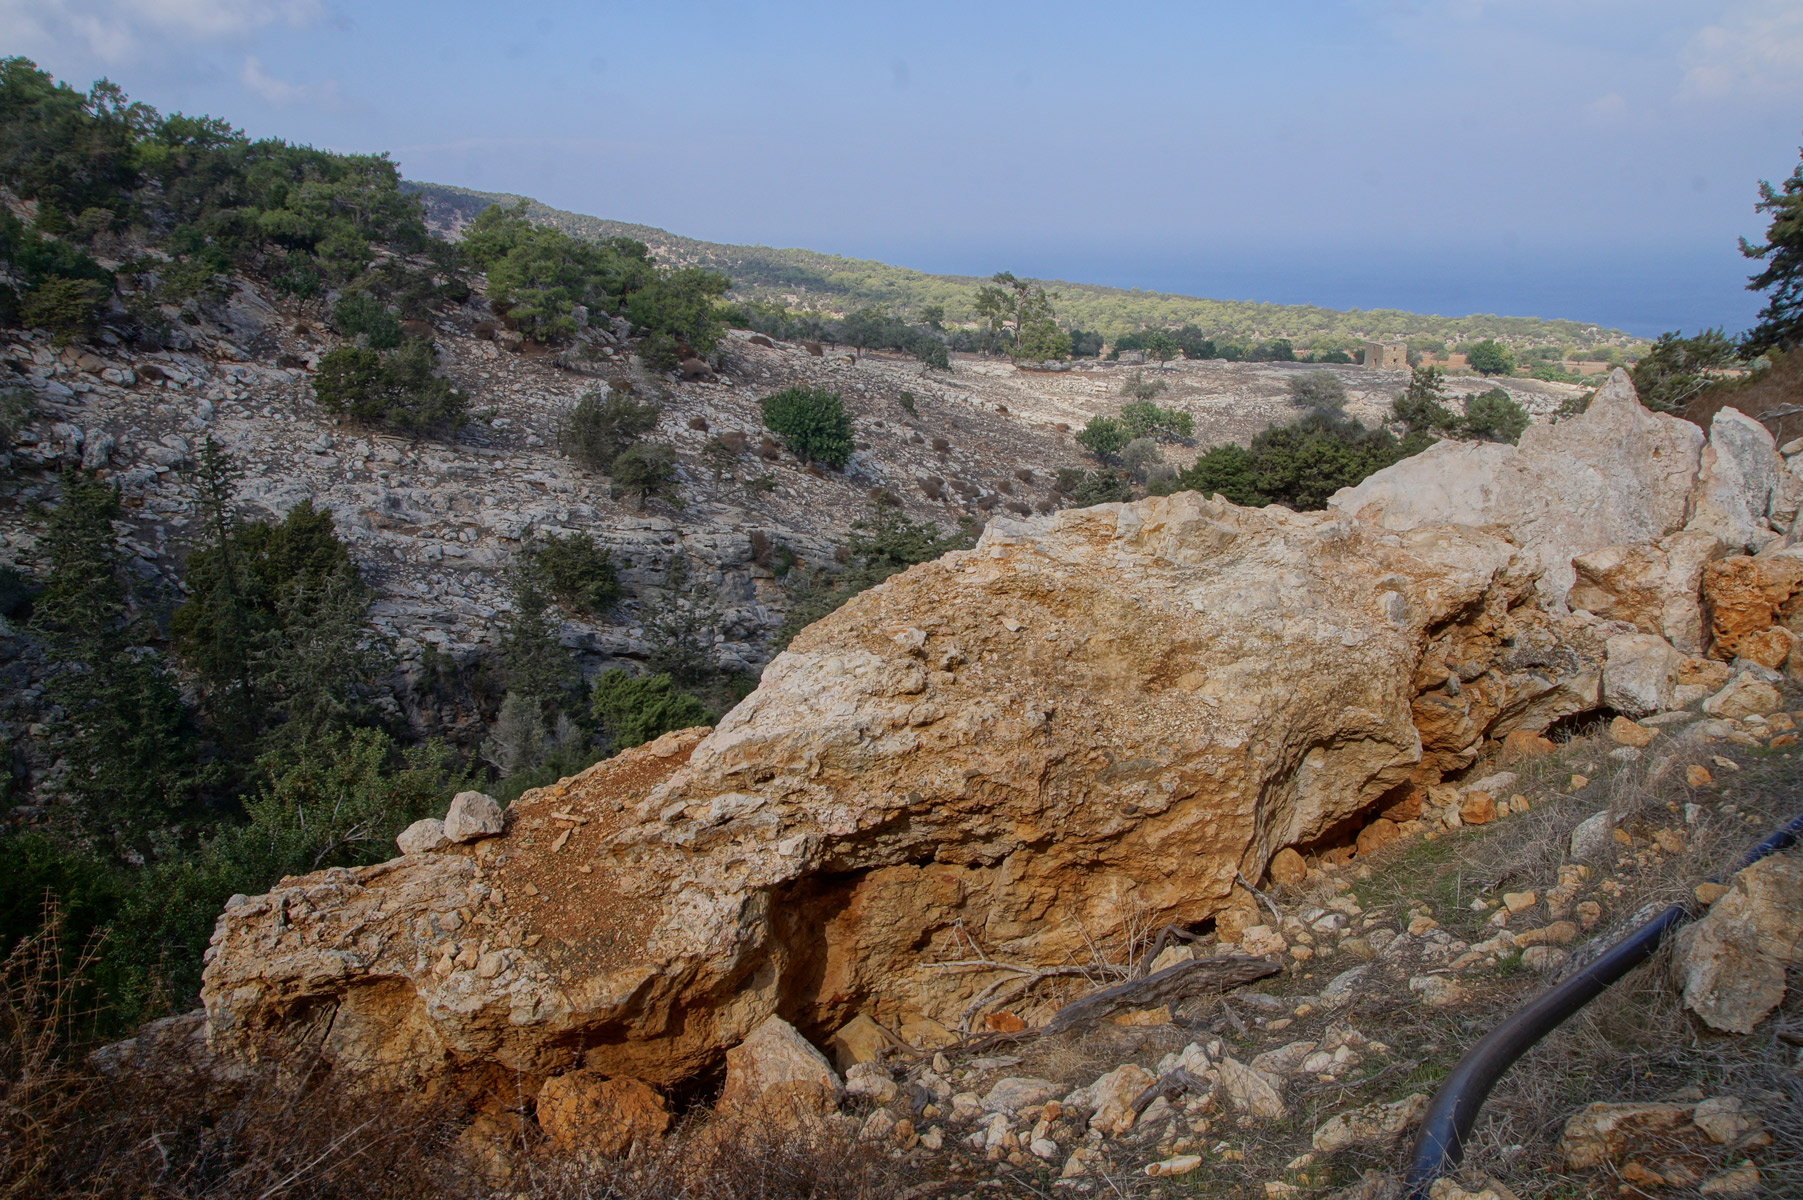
xmin=19 ymin=275 xmax=106 ymax=345
xmin=558 ymin=390 xmax=659 ymax=471
xmin=1630 ymin=329 xmax=1739 ymax=414
xmin=624 ymin=266 xmax=730 ymax=356
xmin=611 ymin=441 xmax=680 ymax=508
xmin=1462 ymin=388 xmax=1530 ymax=443
xmin=526 ymin=531 xmax=620 ymax=615
xmin=760 ymin=385 xmax=853 ymax=469
xmin=914 ymin=336 xmax=950 ymax=370
xmin=590 ymin=669 xmax=714 ymax=751
xmin=1118 ymin=398 xmax=1194 ymax=441
xmin=1055 ymin=468 xmax=1134 ymax=507
xmin=313 ymin=339 xmax=467 ymax=434
xmin=773 ymin=506 xmax=974 ymax=649
xmin=1157 ymin=414 xmax=1431 ymax=511
xmin=329 ymin=290 xmax=402 ymax=348
xmin=1075 ymin=415 xmax=1128 ymax=459
xmin=1464 ymin=339 xmax=1516 ymax=376
xmin=1391 ymin=366 xmax=1460 ymax=434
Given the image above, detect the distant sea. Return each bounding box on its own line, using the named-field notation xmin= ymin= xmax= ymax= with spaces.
xmin=846 ymin=240 xmax=1763 ymax=340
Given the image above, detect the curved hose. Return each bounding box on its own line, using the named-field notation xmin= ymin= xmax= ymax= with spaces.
xmin=1402 ymin=809 xmax=1803 ymax=1198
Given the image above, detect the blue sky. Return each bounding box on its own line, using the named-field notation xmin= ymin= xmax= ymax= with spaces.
xmin=7 ymin=1 xmax=1803 ymax=335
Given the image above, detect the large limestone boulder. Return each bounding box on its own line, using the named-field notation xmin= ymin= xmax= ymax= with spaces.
xmin=1331 ymin=370 xmax=1704 ymax=608
xmin=196 ymin=495 xmax=1601 ymax=1096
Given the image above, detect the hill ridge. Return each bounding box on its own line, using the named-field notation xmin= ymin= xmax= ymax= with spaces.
xmin=402 ymin=179 xmax=1635 ymax=350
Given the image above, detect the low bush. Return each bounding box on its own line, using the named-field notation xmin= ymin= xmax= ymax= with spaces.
xmin=610 ymin=441 xmax=680 ymax=508
xmin=1075 ymin=415 xmax=1127 ymax=459
xmin=523 ymin=531 xmax=620 ymax=616
xmin=558 ymin=390 xmax=659 ymax=472
xmin=1287 ymin=371 xmax=1347 ymax=414
xmin=1118 ymin=398 xmax=1194 ymax=442
xmin=1462 ymin=387 xmax=1530 ymax=444
xmin=328 ymin=290 xmax=402 ymax=349
xmin=591 ymin=670 xmax=714 ymax=751
xmin=759 ymin=385 xmax=853 ymax=470
xmin=1156 ymin=413 xmax=1432 ymax=510
xmin=1054 ymin=467 xmax=1134 ymax=506
xmin=313 ymin=339 xmax=467 ymax=435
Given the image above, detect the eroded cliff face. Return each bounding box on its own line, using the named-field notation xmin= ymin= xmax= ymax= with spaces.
xmin=199 ymin=370 xmax=1802 ymax=1100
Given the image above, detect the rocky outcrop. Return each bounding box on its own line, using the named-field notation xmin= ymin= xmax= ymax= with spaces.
xmin=1330 ymin=370 xmax=1704 ymax=608
xmin=202 ymin=487 xmax=1587 ymax=1092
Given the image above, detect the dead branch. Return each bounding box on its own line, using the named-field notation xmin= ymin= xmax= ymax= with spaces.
xmin=1039 ymin=954 xmax=1280 ymax=1037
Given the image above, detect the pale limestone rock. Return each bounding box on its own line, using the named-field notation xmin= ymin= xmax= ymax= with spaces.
xmin=1558 ymin=1101 xmax=1695 ymax=1170
xmin=1331 ymin=370 xmax=1703 ymax=607
xmin=1088 ymin=1063 xmax=1157 ymax=1134
xmin=443 ymin=791 xmax=503 ymax=842
xmin=1572 ymin=803 xmax=1615 ymax=861
xmin=1702 ymin=675 xmax=1782 ymax=720
xmin=1601 ymin=633 xmax=1682 ymax=718
xmin=1312 ymin=1092 xmax=1428 ymax=1153
xmin=1673 ymin=851 xmax=1803 ymax=1032
xmin=844 ymin=1061 xmax=898 ymax=1103
xmin=1570 ymin=531 xmax=1724 ymax=653
xmin=981 ymin=1077 xmax=1060 ymax=1113
xmin=1691 ymin=1096 xmax=1758 ymax=1145
xmin=195 ymin=491 xmax=1614 ymax=1096
xmin=1216 ymin=1056 xmax=1287 ymax=1121
xmin=717 ymin=1015 xmax=840 ymax=1115
xmin=395 ymin=818 xmax=450 ymax=855
xmin=1688 ymin=409 xmax=1786 ymax=554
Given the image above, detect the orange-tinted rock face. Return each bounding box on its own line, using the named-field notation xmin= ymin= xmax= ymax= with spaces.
xmin=1702 ymin=554 xmax=1803 ymax=659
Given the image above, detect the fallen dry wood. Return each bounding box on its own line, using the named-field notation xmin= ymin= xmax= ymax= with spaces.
xmin=1132 ymin=1066 xmax=1212 ymax=1118
xmin=1039 ymin=954 xmax=1281 ymax=1037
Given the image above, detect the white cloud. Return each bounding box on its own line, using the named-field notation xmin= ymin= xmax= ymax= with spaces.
xmin=0 ymin=0 xmax=328 ymax=62
xmin=1679 ymin=1 xmax=1803 ymax=100
xmin=239 ymin=55 xmax=342 ymax=109
xmin=1584 ymin=91 xmax=1629 ymax=123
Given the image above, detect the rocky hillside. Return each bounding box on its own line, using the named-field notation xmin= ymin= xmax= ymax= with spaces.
xmin=0 ymin=261 xmax=1579 ymax=755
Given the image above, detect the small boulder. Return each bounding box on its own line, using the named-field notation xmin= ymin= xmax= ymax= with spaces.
xmin=1603 ymin=633 xmax=1682 ymax=718
xmin=844 ymin=1061 xmax=898 ymax=1103
xmin=1569 ymin=811 xmax=1615 ymax=862
xmin=1216 ymin=1056 xmax=1287 ymax=1121
xmin=1269 ymin=847 xmax=1308 ymax=885
xmin=1087 ymin=1063 xmax=1157 ymax=1135
xmin=1312 ymin=1092 xmax=1428 ymax=1153
xmin=1738 ymin=626 xmax=1796 ymax=670
xmin=981 ymin=1077 xmax=1060 ymax=1114
xmin=1499 ymin=729 xmax=1556 ymax=761
xmin=1459 ymin=793 xmax=1497 ymax=825
xmin=443 ymin=791 xmax=504 ymax=843
xmin=1557 ymin=1101 xmax=1694 ymax=1170
xmin=1702 ymin=675 xmax=1782 ymax=720
xmin=1672 ymin=851 xmax=1803 ymax=1032
xmin=1608 ymin=716 xmax=1654 ymax=748
xmin=1356 ymin=818 xmax=1400 ymax=855
xmin=536 ymin=1070 xmax=669 ymax=1157
xmin=717 ymin=1015 xmax=841 ymax=1116
xmin=825 ymin=1012 xmax=901 ymax=1072
xmin=396 ymin=817 xmax=450 ymax=855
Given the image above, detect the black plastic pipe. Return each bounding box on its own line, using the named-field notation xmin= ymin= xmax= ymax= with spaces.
xmin=1402 ymin=809 xmax=1803 ymax=1198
